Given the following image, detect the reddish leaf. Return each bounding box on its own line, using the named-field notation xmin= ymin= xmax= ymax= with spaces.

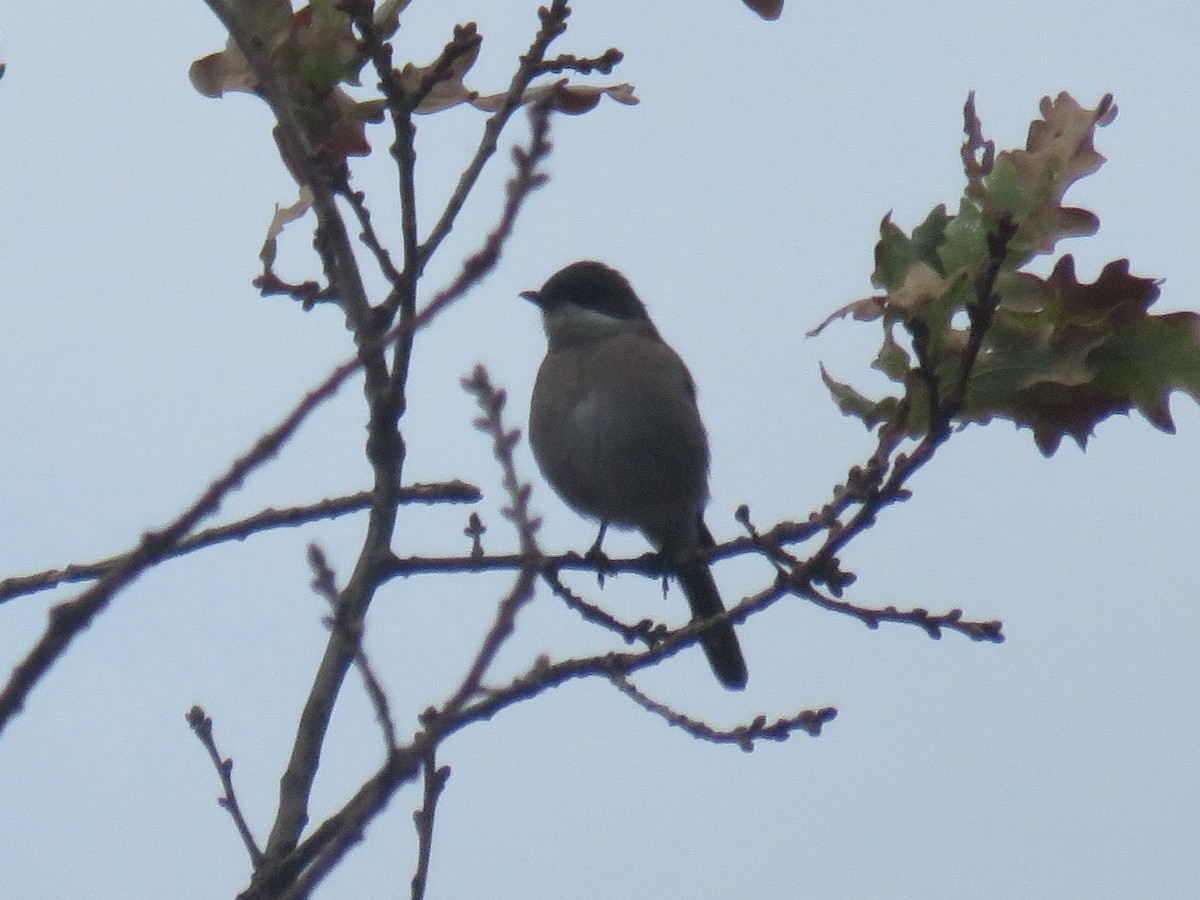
xmin=1045 ymin=256 xmax=1160 ymax=325
xmin=742 ymin=0 xmax=784 ymax=20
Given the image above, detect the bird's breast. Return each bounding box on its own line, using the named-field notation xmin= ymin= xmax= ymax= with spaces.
xmin=529 ymin=335 xmax=710 ymax=535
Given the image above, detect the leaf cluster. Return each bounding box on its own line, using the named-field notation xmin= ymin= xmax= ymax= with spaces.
xmin=820 ymin=93 xmax=1198 ymax=454
xmin=189 ymin=0 xmax=636 ymax=180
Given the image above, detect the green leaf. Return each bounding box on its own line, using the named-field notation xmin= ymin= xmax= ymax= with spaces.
xmin=981 ymin=155 xmax=1023 ymax=217
xmin=937 ymin=199 xmax=990 ymax=277
xmin=871 ymin=207 xmax=950 ymax=291
xmin=284 ymin=0 xmax=364 ymax=95
xmin=242 ymin=0 xmax=294 ymax=46
xmin=820 ymin=366 xmax=900 ymax=429
xmin=871 ymin=214 xmax=915 ymax=292
xmin=1090 ymin=312 xmax=1200 ymax=433
xmin=961 ymin=256 xmax=1167 ymax=454
xmin=910 ymin=205 xmax=951 ymax=272
xmin=872 ymin=322 xmax=912 ymax=382
xmin=815 ymin=93 xmax=1184 ymax=459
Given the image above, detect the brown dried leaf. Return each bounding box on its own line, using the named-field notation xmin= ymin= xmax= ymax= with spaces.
xmin=319 ymin=90 xmax=382 ymax=157
xmin=1004 ymin=383 xmax=1131 ymax=456
xmin=960 ymin=91 xmax=995 ymax=197
xmin=400 ymin=33 xmax=483 ymax=114
xmin=890 ymin=262 xmax=948 ymax=315
xmin=1045 ymin=255 xmax=1160 ymax=326
xmin=189 ymin=38 xmax=258 ymax=98
xmin=373 ymin=0 xmax=414 ymax=39
xmin=807 ymin=295 xmax=887 ymax=337
xmin=260 ymin=186 xmax=314 ymax=268
xmin=994 ymin=93 xmax=1116 ymax=260
xmin=964 ymin=255 xmax=1169 ymax=453
xmin=470 ymin=81 xmax=639 ymax=114
xmin=187 ymin=0 xmax=293 ymax=97
xmin=742 ymin=0 xmax=784 ymax=20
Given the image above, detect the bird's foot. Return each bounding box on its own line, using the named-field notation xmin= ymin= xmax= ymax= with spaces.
xmin=585 ymin=521 xmax=610 ymax=588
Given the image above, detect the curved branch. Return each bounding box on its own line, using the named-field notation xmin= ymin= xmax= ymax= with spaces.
xmin=611 ymin=676 xmax=836 ymax=751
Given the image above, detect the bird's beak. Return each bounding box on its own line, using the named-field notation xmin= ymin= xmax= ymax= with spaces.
xmin=520 ymin=289 xmax=541 ymax=307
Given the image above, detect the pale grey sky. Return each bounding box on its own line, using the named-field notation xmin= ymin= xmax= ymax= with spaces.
xmin=1 ymin=2 xmax=1197 ymax=897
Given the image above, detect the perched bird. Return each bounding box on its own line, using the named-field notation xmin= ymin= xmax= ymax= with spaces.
xmin=522 ymin=261 xmax=748 ymax=690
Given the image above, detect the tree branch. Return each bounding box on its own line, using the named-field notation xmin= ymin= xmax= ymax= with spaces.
xmin=186 ymin=705 xmax=264 ymax=866
xmin=409 ymin=748 xmax=450 ymax=900
xmin=414 ymin=0 xmax=572 ymax=277
xmin=0 ymin=482 xmax=479 ymax=604
xmin=610 ymin=676 xmax=836 ymax=751
xmin=249 ymin=92 xmax=556 ymax=882
xmin=0 ymin=344 xmax=377 ymax=735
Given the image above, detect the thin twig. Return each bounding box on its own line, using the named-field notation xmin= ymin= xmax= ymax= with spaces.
xmin=308 ymin=545 xmax=399 ymax=749
xmin=340 ymin=184 xmax=404 ymax=289
xmin=610 ymin=676 xmax=837 ymax=752
xmin=254 ymin=272 xmax=333 ymax=309
xmin=795 ymin=582 xmax=1004 ymax=642
xmin=801 ymin=218 xmax=1019 ymax=592
xmin=0 ymin=84 xmax=551 ymax=740
xmin=410 ymin=748 xmax=450 ymax=900
xmin=257 ymin=366 xmax=549 ymax=895
xmin=541 ymin=568 xmax=658 ymax=645
xmin=439 ymin=366 xmax=544 ymax=715
xmin=259 ymin=746 xmax=423 ymax=900
xmin=534 ymin=47 xmax=624 ymax=76
xmin=202 ymin=0 xmax=406 ymax=858
xmin=948 ymin=214 xmax=1016 ymax=414
xmin=414 ymin=0 xmax=571 ymax=277
xmin=186 ymin=706 xmax=264 ymax=865
xmin=244 ymin=581 xmax=842 ymax=898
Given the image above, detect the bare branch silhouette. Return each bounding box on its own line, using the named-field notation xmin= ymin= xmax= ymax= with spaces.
xmin=186 ymin=705 xmax=264 ymax=866
xmin=0 ymin=481 xmax=479 ymax=604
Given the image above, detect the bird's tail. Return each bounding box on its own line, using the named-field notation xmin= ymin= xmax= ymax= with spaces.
xmin=676 ymin=520 xmax=748 ymax=690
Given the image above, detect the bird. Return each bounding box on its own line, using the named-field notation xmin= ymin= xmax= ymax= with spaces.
xmin=522 ymin=261 xmax=748 ymax=690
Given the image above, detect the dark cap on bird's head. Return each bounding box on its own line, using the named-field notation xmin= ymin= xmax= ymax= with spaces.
xmin=520 ymin=260 xmax=650 ymax=322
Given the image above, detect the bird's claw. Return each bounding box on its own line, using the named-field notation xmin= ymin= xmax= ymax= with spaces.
xmin=585 ymin=522 xmax=611 ymax=588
